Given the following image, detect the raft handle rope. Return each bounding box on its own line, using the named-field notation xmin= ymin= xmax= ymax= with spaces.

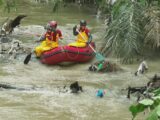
xmin=65 ymin=46 xmax=80 ymax=60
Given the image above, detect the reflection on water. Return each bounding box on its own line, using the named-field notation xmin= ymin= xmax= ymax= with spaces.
xmin=0 ymin=4 xmax=159 ymax=120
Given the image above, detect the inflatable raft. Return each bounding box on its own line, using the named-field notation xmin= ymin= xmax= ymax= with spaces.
xmin=41 ymin=42 xmax=95 ymax=65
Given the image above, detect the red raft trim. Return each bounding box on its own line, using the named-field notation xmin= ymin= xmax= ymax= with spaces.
xmin=41 ymin=42 xmax=95 ymax=65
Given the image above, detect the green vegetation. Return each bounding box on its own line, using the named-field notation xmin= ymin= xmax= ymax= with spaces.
xmin=0 ymin=0 xmax=63 ymax=25
xmin=0 ymin=0 xmax=17 ymax=13
xmin=94 ymin=0 xmax=111 ymax=13
xmin=130 ymin=88 xmax=160 ymax=120
xmin=101 ymin=0 xmax=160 ymax=63
xmin=0 ymin=0 xmax=63 ymax=13
xmin=0 ymin=0 xmax=2 ymax=5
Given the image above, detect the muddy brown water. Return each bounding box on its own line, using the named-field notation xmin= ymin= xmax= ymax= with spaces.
xmin=0 ymin=4 xmax=160 ymax=120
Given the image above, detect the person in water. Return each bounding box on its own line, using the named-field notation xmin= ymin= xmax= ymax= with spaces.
xmin=35 ymin=21 xmax=63 ymax=57
xmin=70 ymin=81 xmax=83 ymax=93
xmin=96 ymin=89 xmax=106 ymax=98
xmin=68 ymin=20 xmax=92 ymax=47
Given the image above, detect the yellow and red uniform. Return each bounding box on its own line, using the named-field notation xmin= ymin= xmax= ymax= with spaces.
xmin=68 ymin=28 xmax=90 ymax=47
xmin=35 ymin=29 xmax=62 ymax=57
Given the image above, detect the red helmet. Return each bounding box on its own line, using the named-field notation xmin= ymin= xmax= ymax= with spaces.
xmin=49 ymin=21 xmax=57 ymax=28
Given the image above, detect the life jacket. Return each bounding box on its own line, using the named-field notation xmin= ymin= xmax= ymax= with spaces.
xmin=45 ymin=31 xmax=59 ymax=43
xmin=76 ymin=28 xmax=89 ymax=43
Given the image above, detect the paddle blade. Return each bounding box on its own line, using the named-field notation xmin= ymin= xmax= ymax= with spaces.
xmin=95 ymin=53 xmax=105 ymax=62
xmin=24 ymin=53 xmax=32 ymax=64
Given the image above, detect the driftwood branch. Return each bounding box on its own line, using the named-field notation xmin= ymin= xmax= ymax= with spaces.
xmin=126 ymin=74 xmax=160 ymax=101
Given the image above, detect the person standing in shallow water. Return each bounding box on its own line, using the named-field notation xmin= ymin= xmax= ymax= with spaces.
xmin=68 ymin=20 xmax=92 ymax=47
xmin=35 ymin=21 xmax=63 ymax=57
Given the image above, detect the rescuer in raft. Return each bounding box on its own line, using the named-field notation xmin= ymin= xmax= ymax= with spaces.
xmin=35 ymin=21 xmax=63 ymax=57
xmin=68 ymin=20 xmax=92 ymax=47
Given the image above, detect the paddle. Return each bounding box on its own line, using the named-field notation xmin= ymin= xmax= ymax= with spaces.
xmin=76 ymin=29 xmax=105 ymax=62
xmin=23 ymin=32 xmax=44 ymax=65
xmin=24 ymin=52 xmax=32 ymax=64
xmin=23 ymin=47 xmax=35 ymax=65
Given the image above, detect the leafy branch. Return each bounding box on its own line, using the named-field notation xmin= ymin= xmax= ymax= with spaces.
xmin=130 ymin=88 xmax=160 ymax=120
xmin=101 ymin=0 xmax=160 ymax=63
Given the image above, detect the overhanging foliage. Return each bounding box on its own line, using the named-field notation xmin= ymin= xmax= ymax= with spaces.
xmin=144 ymin=6 xmax=160 ymax=49
xmin=101 ymin=0 xmax=160 ymax=63
xmin=101 ymin=1 xmax=145 ymax=63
